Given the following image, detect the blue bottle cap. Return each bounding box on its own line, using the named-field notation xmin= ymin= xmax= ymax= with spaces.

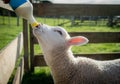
xmin=9 ymin=0 xmax=27 ymax=10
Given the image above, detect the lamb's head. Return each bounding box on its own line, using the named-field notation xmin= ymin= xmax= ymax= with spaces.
xmin=33 ymin=24 xmax=89 ymax=54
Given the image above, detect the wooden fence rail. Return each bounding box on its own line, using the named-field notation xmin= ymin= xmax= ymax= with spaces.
xmin=0 ymin=32 xmax=23 ymax=84
xmin=33 ymin=4 xmax=120 ymax=16
xmin=34 ymin=52 xmax=120 ymax=67
xmin=33 ymin=32 xmax=120 ymax=44
xmin=13 ymin=57 xmax=24 ymax=84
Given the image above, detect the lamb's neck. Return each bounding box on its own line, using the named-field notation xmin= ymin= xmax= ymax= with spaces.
xmin=47 ymin=49 xmax=76 ymax=83
xmin=50 ymin=49 xmax=75 ymax=67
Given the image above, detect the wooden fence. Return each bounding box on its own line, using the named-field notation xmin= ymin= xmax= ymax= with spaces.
xmin=0 ymin=32 xmax=23 ymax=84
xmin=29 ymin=3 xmax=120 ymax=71
xmin=0 ymin=1 xmax=120 ymax=82
xmin=0 ymin=2 xmax=28 ymax=84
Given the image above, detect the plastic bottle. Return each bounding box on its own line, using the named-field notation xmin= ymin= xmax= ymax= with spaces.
xmin=4 ymin=0 xmax=39 ymax=27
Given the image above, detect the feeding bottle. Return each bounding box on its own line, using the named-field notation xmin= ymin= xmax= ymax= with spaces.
xmin=3 ymin=0 xmax=39 ymax=27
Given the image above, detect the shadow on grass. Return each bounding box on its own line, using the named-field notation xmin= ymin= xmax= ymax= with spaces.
xmin=22 ymin=71 xmax=54 ymax=84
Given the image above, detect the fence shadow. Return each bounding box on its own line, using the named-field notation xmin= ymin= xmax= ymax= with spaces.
xmin=22 ymin=71 xmax=53 ymax=84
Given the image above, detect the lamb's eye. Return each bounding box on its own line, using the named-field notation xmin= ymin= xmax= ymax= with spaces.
xmin=54 ymin=30 xmax=62 ymax=35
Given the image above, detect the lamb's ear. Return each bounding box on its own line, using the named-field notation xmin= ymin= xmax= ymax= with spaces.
xmin=67 ymin=36 xmax=89 ymax=46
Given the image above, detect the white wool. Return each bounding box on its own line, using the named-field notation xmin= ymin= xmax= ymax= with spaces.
xmin=33 ymin=24 xmax=120 ymax=84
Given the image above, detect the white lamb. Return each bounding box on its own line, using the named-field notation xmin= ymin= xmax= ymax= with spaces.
xmin=33 ymin=24 xmax=120 ymax=84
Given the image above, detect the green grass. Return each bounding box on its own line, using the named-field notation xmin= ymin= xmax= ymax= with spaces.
xmin=72 ymin=43 xmax=120 ymax=54
xmin=66 ymin=26 xmax=120 ymax=32
xmin=36 ymin=17 xmax=120 ymax=32
xmin=34 ymin=43 xmax=120 ymax=54
xmin=0 ymin=16 xmax=23 ymax=49
xmin=0 ymin=16 xmax=120 ymax=84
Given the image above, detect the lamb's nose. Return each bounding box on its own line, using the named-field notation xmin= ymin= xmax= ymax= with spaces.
xmin=33 ymin=24 xmax=44 ymax=33
xmin=35 ymin=24 xmax=41 ymax=28
xmin=33 ymin=24 xmax=41 ymax=30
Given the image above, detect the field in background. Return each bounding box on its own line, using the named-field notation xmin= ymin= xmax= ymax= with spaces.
xmin=0 ymin=16 xmax=23 ymax=50
xmin=0 ymin=16 xmax=120 ymax=84
xmin=0 ymin=16 xmax=120 ymax=50
xmin=35 ymin=17 xmax=120 ymax=54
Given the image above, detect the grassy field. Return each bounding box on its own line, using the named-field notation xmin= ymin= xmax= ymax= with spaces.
xmin=0 ymin=16 xmax=120 ymax=84
xmin=0 ymin=16 xmax=23 ymax=50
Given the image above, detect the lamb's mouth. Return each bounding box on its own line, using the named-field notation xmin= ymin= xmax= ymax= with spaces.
xmin=34 ymin=24 xmax=42 ymax=31
xmin=35 ymin=24 xmax=41 ymax=29
xmin=33 ymin=24 xmax=43 ymax=36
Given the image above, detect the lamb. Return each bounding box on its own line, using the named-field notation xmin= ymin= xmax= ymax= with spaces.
xmin=33 ymin=24 xmax=120 ymax=84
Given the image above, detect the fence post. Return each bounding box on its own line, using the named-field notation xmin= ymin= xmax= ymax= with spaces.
xmin=30 ymin=26 xmax=35 ymax=72
xmin=17 ymin=17 xmax=19 ymax=26
xmin=23 ymin=19 xmax=29 ymax=72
